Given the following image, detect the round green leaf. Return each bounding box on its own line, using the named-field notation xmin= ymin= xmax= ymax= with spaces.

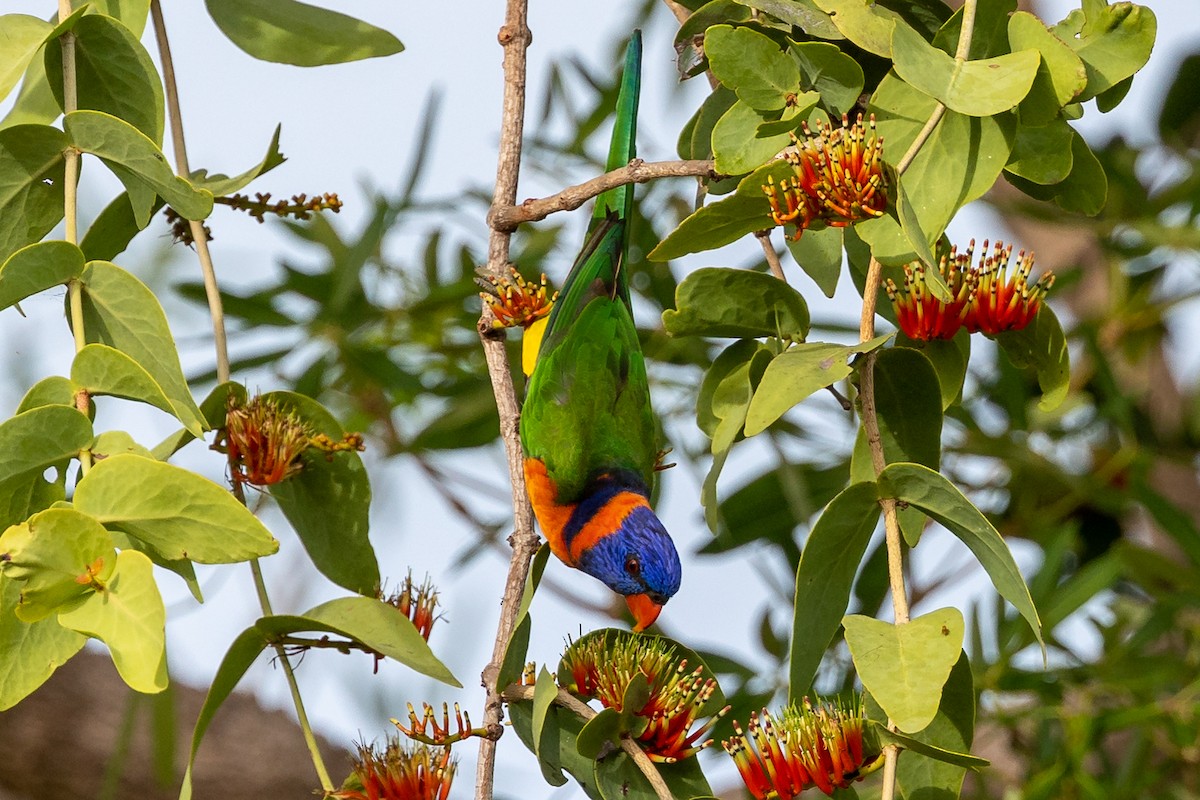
xmin=0 ymin=240 xmax=86 ymax=312
xmin=59 ymin=549 xmax=166 ymax=694
xmin=712 ymin=99 xmax=791 ymax=174
xmin=0 ymin=575 xmax=85 ymax=711
xmin=789 ymin=40 xmax=864 ymax=115
xmin=63 ymin=110 xmax=213 ymax=220
xmin=263 ymin=391 xmax=378 ymax=595
xmin=664 ymin=267 xmax=810 ymax=340
xmin=0 ymin=405 xmax=92 ymax=485
xmin=1055 ymin=3 xmax=1156 ymax=102
xmin=204 ymin=0 xmax=403 ymax=67
xmin=73 ymin=453 xmax=279 ymax=564
xmin=72 ymin=343 xmax=179 ymax=422
xmin=843 ymin=607 xmax=964 ymax=733
xmin=0 ymin=15 xmax=53 ymax=104
xmin=0 ymin=124 xmax=66 ymax=264
xmin=1006 ymin=117 xmax=1074 ymax=185
xmin=706 ymin=25 xmax=799 ymax=111
xmin=812 ymin=0 xmax=898 ymax=57
xmin=1006 ymin=129 xmax=1107 ymax=215
xmin=44 ymin=14 xmax=164 ymax=144
xmin=1007 ymin=11 xmax=1087 ymax=124
xmin=992 ymin=304 xmax=1070 ymax=411
xmin=0 ymin=507 xmax=116 ymax=622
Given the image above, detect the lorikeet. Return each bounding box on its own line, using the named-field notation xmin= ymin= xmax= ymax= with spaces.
xmin=520 ymin=31 xmax=681 ymax=632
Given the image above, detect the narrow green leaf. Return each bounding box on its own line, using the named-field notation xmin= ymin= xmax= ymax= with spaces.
xmin=0 ymin=124 xmax=66 ymax=264
xmin=79 ymin=260 xmax=206 ymax=436
xmin=878 ymin=723 xmax=989 ymax=768
xmin=843 ymin=607 xmax=964 ymax=733
xmin=59 ymin=549 xmax=166 ymax=694
xmin=0 ymin=240 xmax=85 ymax=312
xmin=72 ymin=344 xmax=179 ymax=422
xmin=204 ymin=0 xmax=403 ymax=66
xmin=263 ymin=391 xmax=378 ymax=595
xmin=64 ymin=110 xmax=213 ymax=220
xmin=877 ymin=462 xmax=1043 ymax=648
xmin=300 ymin=596 xmax=460 ymax=686
xmin=744 ymin=335 xmax=891 ymax=436
xmin=785 ymin=224 xmax=843 ymax=297
xmin=789 ymin=482 xmax=880 ymax=698
xmin=0 ymin=405 xmax=92 ymax=485
xmin=706 ymin=25 xmax=799 ymax=111
xmin=533 ymin=666 xmax=561 ymax=760
xmin=992 ymin=304 xmax=1070 ymax=411
xmin=0 ymin=575 xmax=85 ymax=710
xmin=44 ymin=14 xmax=164 ymax=144
xmin=80 ymin=191 xmax=161 ymax=261
xmin=663 ymin=267 xmax=810 ymax=341
xmin=891 ymin=23 xmax=1038 ymax=116
xmin=0 ymin=15 xmax=53 ymax=104
xmin=189 ymin=124 xmax=286 ymax=195
xmin=73 ymin=453 xmax=279 ymax=564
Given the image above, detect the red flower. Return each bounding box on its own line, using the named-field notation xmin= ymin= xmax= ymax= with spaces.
xmin=764 ymin=114 xmax=887 ymax=240
xmin=383 ymin=572 xmax=441 ymax=641
xmin=479 ymin=267 xmax=557 ymax=330
xmin=962 ymin=240 xmax=1054 ymax=335
xmin=331 ymin=738 xmax=455 ymax=800
xmin=885 ymin=244 xmax=976 ymax=341
xmin=724 ymin=698 xmax=880 ymax=799
xmin=560 ymin=633 xmax=729 ymax=762
xmin=221 ymin=395 xmax=365 ymax=487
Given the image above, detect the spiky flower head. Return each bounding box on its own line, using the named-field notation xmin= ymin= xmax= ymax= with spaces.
xmin=723 ymin=697 xmax=880 ymax=799
xmin=392 ymin=702 xmax=487 ymax=747
xmin=560 ymin=633 xmax=729 ymax=763
xmin=382 ymin=572 xmax=441 ymax=641
xmin=330 ymin=737 xmax=455 ymax=800
xmin=885 ymin=243 xmax=976 ymax=342
xmin=479 ymin=267 xmax=557 ymax=330
xmin=764 ymin=114 xmax=887 ymax=240
xmin=962 ymin=240 xmax=1054 ymax=335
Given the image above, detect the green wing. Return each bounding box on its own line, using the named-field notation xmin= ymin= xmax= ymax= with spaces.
xmin=521 ymin=32 xmax=655 ymax=503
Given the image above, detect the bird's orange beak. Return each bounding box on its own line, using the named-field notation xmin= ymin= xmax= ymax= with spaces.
xmin=626 ymin=593 xmax=663 ymax=632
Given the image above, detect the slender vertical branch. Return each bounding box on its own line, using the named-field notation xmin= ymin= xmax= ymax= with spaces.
xmin=860 ymin=4 xmax=978 ymax=799
xmin=150 ymin=2 xmax=332 ymax=791
xmin=756 ymin=230 xmax=788 ymax=282
xmin=476 ymin=1 xmax=538 ymax=797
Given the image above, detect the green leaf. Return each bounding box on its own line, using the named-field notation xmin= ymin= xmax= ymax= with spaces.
xmin=663 ymin=267 xmax=810 ymax=341
xmin=789 ymin=482 xmax=880 ymax=698
xmin=1006 ymin=129 xmax=1107 ymax=215
xmin=1007 ymin=11 xmax=1087 ymax=124
xmin=0 ymin=15 xmax=53 ymax=104
xmin=744 ymin=335 xmax=891 ymax=436
xmin=300 ymin=596 xmax=459 ymax=686
xmin=992 ymin=304 xmax=1070 ymax=411
xmin=733 ymin=0 xmax=843 ymax=40
xmin=871 ymin=346 xmax=942 ymax=469
xmin=508 ymin=701 xmax=600 ymax=798
xmin=890 ymin=651 xmax=979 ymax=793
xmin=785 ymin=224 xmax=843 ymax=297
xmin=876 ymin=462 xmax=1043 ymax=648
xmin=204 ymin=0 xmax=403 ymax=66
xmin=697 ymin=339 xmax=770 ymax=439
xmin=0 ymin=405 xmax=92 ymax=485
xmin=712 ymin=99 xmax=792 ymax=174
xmin=0 ymin=240 xmax=85 ymax=312
xmin=595 ymin=750 xmax=713 ymax=800
xmin=63 ymin=110 xmax=213 ymax=220
xmin=755 ymin=94 xmax=818 ymax=137
xmin=0 ymin=507 xmax=115 ymax=621
xmin=78 ymin=260 xmax=207 ymax=436
xmin=72 ymin=344 xmax=182 ymax=424
xmin=108 ymin=528 xmax=202 ymax=604
xmin=706 ymin=25 xmax=799 ymax=111
xmin=263 ymin=391 xmax=378 ymax=595
xmin=73 ymin=453 xmax=279 ymax=564
xmin=59 ymin=549 xmax=166 ymax=693
xmin=1006 ymin=117 xmax=1074 ymax=184
xmin=891 ymin=22 xmax=1039 ymax=116
xmin=895 ymin=332 xmax=969 ymax=410
xmin=1056 ymin=3 xmax=1156 ymax=102
xmin=649 ymin=161 xmax=792 ymax=260
xmin=17 ymin=376 xmax=77 ymax=414
xmin=533 ymin=666 xmax=563 ymax=764
xmin=678 ymin=86 xmax=736 ymax=161
xmin=0 ymin=574 xmax=85 ymax=710
xmin=576 ymin=707 xmax=622 ymax=760
xmin=80 ymin=191 xmax=160 ymax=261
xmin=790 ymin=41 xmax=864 ymax=116
xmin=44 ymin=14 xmax=164 ymax=144
xmin=877 ymin=723 xmax=989 ymax=769
xmin=189 ymin=124 xmax=286 ymax=196
xmin=843 ymin=607 xmax=964 ymax=733
xmin=855 ymin=211 xmax=918 ymax=265
xmin=0 ymin=124 xmax=66 ymax=264
xmin=811 ymin=0 xmax=898 ymax=57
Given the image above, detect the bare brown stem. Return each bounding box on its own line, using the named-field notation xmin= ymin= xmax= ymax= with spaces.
xmin=490 ymin=159 xmax=720 ymax=230
xmin=756 ymin=229 xmax=787 ymax=281
xmin=475 ymin=1 xmax=538 ymax=799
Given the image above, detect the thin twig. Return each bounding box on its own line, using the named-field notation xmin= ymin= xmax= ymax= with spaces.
xmin=502 ymin=685 xmax=673 ymax=800
xmin=860 ymin=4 xmax=978 ymax=799
xmin=756 ymin=229 xmax=787 ymax=281
xmin=151 ymin=2 xmax=332 ymax=791
xmin=490 ymin=159 xmax=720 ymax=229
xmin=475 ymin=1 xmax=539 ymax=798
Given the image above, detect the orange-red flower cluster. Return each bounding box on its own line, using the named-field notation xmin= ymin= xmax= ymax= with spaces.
xmin=479 ymin=267 xmax=557 ymax=329
xmin=561 ymin=634 xmax=729 ymax=763
xmin=723 ymin=698 xmax=880 ymax=799
xmin=222 ymin=395 xmax=364 ymax=487
xmin=393 ymin=701 xmax=486 ymax=747
xmin=383 ymin=572 xmax=441 ymax=641
xmin=331 ymin=738 xmax=455 ymax=800
xmin=763 ymin=114 xmax=886 ymax=240
xmin=886 ymin=239 xmax=1055 ymax=341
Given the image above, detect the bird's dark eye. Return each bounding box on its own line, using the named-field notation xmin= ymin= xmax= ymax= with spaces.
xmin=625 ymin=556 xmax=640 ymax=576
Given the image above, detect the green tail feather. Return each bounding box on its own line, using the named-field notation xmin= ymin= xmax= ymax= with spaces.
xmin=591 ymin=30 xmax=641 ymax=232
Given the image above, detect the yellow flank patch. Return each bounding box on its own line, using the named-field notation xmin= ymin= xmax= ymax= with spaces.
xmin=523 ymin=458 xmax=576 ymax=565
xmin=523 ymin=316 xmax=549 ymax=377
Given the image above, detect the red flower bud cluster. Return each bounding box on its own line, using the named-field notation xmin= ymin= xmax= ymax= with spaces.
xmin=331 ymin=737 xmax=455 ymax=800
xmin=479 ymin=267 xmax=557 ymax=330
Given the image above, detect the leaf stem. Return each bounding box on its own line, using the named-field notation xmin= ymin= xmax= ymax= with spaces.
xmin=151 ymin=3 xmax=332 ymax=791
xmin=860 ymin=3 xmax=978 ymax=798
xmin=476 ymin=1 xmax=539 ymax=798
